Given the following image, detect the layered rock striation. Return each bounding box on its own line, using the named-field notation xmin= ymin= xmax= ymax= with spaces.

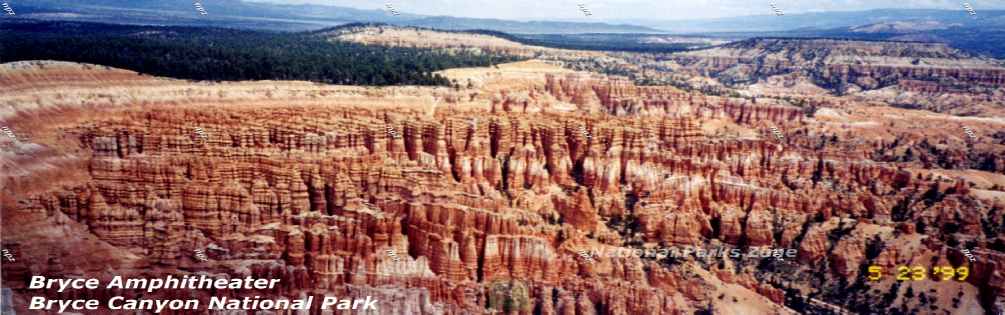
xmin=2 ymin=60 xmax=1002 ymax=314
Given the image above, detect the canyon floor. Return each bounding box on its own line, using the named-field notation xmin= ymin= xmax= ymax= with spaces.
xmin=2 ymin=52 xmax=1004 ymax=314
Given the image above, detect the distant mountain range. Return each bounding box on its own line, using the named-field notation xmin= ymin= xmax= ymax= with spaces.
xmin=10 ymin=2 xmax=1005 ymax=58
xmin=13 ymin=0 xmax=662 ymax=33
xmin=688 ymin=13 xmax=1005 ymax=58
xmin=14 ymin=2 xmax=1005 ymax=35
xmin=623 ymin=9 xmax=1005 ymax=33
xmin=619 ymin=9 xmax=1005 ymax=58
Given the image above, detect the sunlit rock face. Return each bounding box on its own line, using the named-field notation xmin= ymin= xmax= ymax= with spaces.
xmin=2 ymin=59 xmax=1002 ymax=315
xmin=672 ymin=38 xmax=1005 ymax=117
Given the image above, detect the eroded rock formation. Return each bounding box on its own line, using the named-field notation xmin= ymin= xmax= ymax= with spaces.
xmin=2 ymin=59 xmax=1003 ymax=315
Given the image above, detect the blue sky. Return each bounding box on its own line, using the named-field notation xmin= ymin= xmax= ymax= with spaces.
xmin=252 ymin=0 xmax=1005 ymax=20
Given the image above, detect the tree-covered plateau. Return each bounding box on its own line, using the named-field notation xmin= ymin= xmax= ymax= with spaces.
xmin=1 ymin=21 xmax=524 ymax=86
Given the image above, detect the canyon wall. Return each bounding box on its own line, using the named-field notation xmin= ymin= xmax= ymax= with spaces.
xmin=2 ymin=60 xmax=1003 ymax=314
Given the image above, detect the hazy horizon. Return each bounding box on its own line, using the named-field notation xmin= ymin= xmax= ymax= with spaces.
xmin=248 ymin=0 xmax=1005 ymax=21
